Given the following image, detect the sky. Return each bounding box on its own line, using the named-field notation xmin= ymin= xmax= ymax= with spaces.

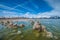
xmin=0 ymin=0 xmax=60 ymax=18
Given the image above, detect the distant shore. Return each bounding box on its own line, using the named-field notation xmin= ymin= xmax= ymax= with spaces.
xmin=0 ymin=18 xmax=35 ymax=22
xmin=0 ymin=18 xmax=60 ymax=22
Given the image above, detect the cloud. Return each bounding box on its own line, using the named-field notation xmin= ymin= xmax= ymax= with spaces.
xmin=0 ymin=11 xmax=18 ymax=17
xmin=0 ymin=10 xmax=60 ymax=18
xmin=34 ymin=0 xmax=60 ymax=17
xmin=23 ymin=0 xmax=60 ymax=18
xmin=0 ymin=4 xmax=24 ymax=12
xmin=22 ymin=12 xmax=36 ymax=18
xmin=22 ymin=12 xmax=51 ymax=18
xmin=39 ymin=10 xmax=60 ymax=16
xmin=0 ymin=0 xmax=60 ymax=18
xmin=45 ymin=0 xmax=60 ymax=11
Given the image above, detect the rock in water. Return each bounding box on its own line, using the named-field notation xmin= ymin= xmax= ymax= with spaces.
xmin=17 ymin=31 xmax=22 ymax=34
xmin=46 ymin=32 xmax=53 ymax=38
xmin=20 ymin=24 xmax=25 ymax=28
xmin=33 ymin=21 xmax=45 ymax=32
xmin=33 ymin=21 xmax=54 ymax=38
xmin=30 ymin=20 xmax=34 ymax=25
xmin=54 ymin=36 xmax=58 ymax=39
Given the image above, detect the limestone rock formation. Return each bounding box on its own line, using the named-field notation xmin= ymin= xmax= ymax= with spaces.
xmin=33 ymin=21 xmax=45 ymax=32
xmin=33 ymin=21 xmax=53 ymax=38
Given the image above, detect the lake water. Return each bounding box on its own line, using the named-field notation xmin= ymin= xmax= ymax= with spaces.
xmin=0 ymin=19 xmax=60 ymax=40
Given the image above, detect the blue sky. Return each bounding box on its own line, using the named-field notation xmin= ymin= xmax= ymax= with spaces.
xmin=0 ymin=0 xmax=60 ymax=18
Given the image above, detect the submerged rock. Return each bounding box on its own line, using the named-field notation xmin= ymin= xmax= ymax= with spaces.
xmin=30 ymin=20 xmax=35 ymax=25
xmin=8 ymin=23 xmax=14 ymax=28
xmin=13 ymin=23 xmax=18 ymax=27
xmin=7 ymin=23 xmax=17 ymax=28
xmin=1 ymin=21 xmax=4 ymax=25
xmin=46 ymin=32 xmax=53 ymax=38
xmin=54 ymin=36 xmax=58 ymax=39
xmin=6 ymin=21 xmax=10 ymax=24
xmin=17 ymin=31 xmax=22 ymax=34
xmin=19 ymin=24 xmax=25 ymax=28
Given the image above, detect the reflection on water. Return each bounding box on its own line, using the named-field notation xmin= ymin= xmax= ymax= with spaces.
xmin=0 ymin=19 xmax=60 ymax=40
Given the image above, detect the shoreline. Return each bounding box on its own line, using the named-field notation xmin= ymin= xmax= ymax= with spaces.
xmin=0 ymin=18 xmax=60 ymax=22
xmin=0 ymin=19 xmax=34 ymax=22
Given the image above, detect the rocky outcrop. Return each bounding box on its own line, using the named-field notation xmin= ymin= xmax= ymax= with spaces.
xmin=33 ymin=21 xmax=53 ymax=38
xmin=33 ymin=21 xmax=45 ymax=32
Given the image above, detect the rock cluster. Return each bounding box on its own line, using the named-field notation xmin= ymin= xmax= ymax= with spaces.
xmin=33 ymin=21 xmax=53 ymax=38
xmin=33 ymin=21 xmax=45 ymax=32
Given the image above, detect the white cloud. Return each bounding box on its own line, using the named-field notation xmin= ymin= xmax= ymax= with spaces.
xmin=23 ymin=0 xmax=60 ymax=18
xmin=22 ymin=12 xmax=51 ymax=18
xmin=1 ymin=10 xmax=60 ymax=18
xmin=22 ymin=12 xmax=36 ymax=18
xmin=0 ymin=11 xmax=18 ymax=17
xmin=41 ymin=0 xmax=60 ymax=16
xmin=0 ymin=4 xmax=24 ymax=12
xmin=45 ymin=0 xmax=60 ymax=11
xmin=0 ymin=0 xmax=60 ymax=18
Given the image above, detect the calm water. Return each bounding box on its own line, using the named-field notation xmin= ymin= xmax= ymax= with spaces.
xmin=0 ymin=19 xmax=60 ymax=40
xmin=40 ymin=19 xmax=60 ymax=36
